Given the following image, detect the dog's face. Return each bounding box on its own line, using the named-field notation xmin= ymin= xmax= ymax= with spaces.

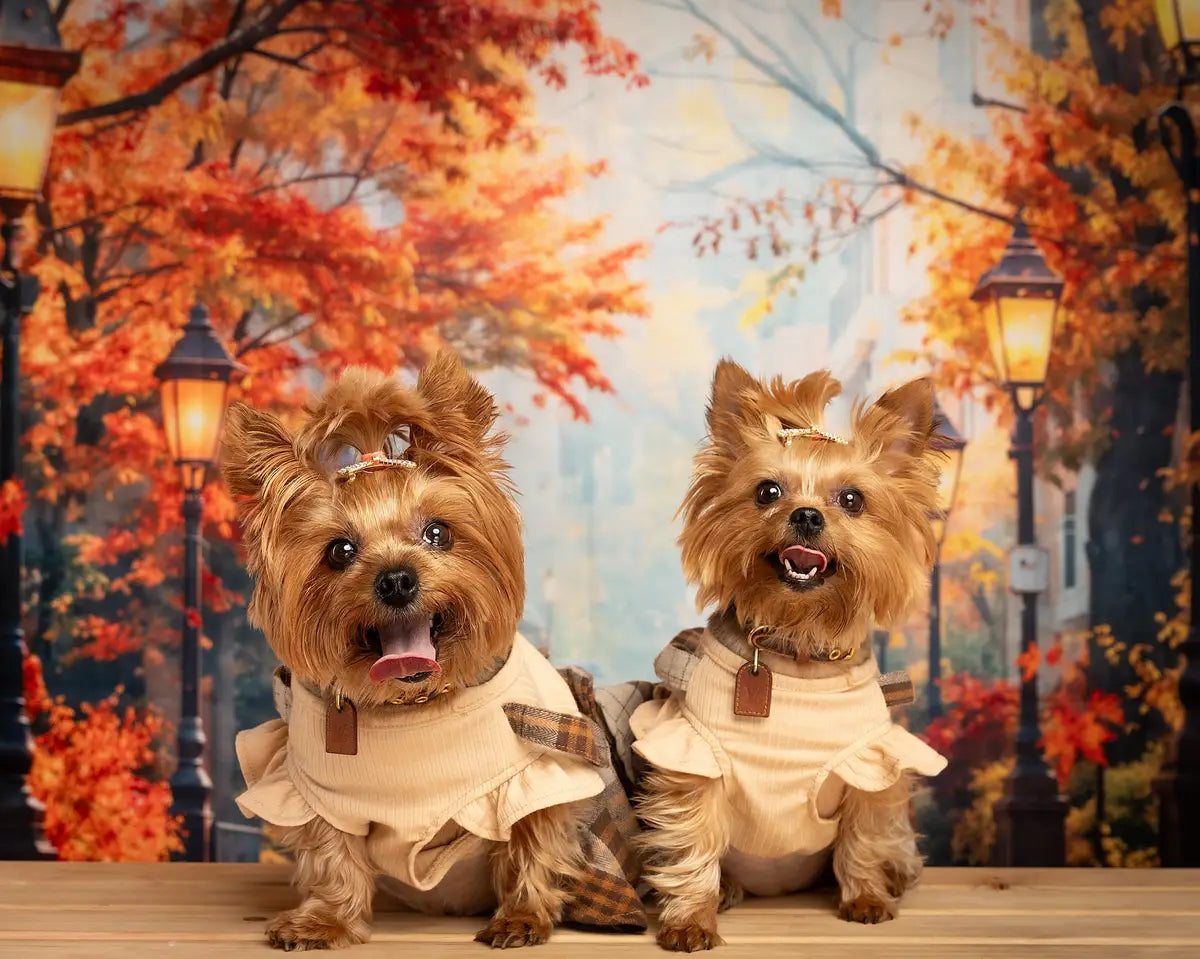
xmin=222 ymin=353 xmax=523 ymax=707
xmin=679 ymin=360 xmax=942 ymax=655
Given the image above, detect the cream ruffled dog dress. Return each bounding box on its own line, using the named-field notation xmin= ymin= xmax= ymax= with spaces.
xmin=630 ymin=612 xmax=947 ymax=896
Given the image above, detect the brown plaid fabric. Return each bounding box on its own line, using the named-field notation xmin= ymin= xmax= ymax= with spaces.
xmin=652 ymin=627 xmax=705 ymax=693
xmin=879 ymin=671 xmax=916 ymax=707
xmin=593 ymin=679 xmax=657 ymax=797
xmin=501 ymin=702 xmax=607 ymax=767
xmin=500 ymin=665 xmax=647 ymax=932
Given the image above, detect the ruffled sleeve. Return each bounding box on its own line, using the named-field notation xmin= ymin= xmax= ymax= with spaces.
xmin=234 ymin=718 xmax=317 ymax=829
xmin=827 ymin=723 xmax=947 ymax=793
xmin=453 ymin=753 xmax=605 ymax=842
xmin=629 ymin=697 xmax=723 ymax=780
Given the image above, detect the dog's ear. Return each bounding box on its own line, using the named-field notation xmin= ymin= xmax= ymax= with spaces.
xmin=707 ymin=358 xmax=762 ymax=450
xmin=416 ymin=350 xmax=497 ymax=443
xmin=854 ymin=377 xmax=937 ymax=466
xmin=222 ymin=402 xmax=306 ymax=501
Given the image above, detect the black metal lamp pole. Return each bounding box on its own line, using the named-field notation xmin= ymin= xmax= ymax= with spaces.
xmin=156 ymin=304 xmax=241 ymax=862
xmin=0 ymin=0 xmax=79 ymax=860
xmin=172 ymin=482 xmax=209 ymax=863
xmin=928 ymin=560 xmax=943 ymax=717
xmin=0 ymin=208 xmax=53 ymax=860
xmin=928 ymin=402 xmax=966 ymax=720
xmin=972 ymin=220 xmax=1069 ymax=866
xmin=1154 ymin=0 xmax=1200 ymax=867
xmin=995 ymin=397 xmax=1068 ymax=865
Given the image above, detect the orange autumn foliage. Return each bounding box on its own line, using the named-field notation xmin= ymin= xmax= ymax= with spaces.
xmin=15 ymin=0 xmax=647 ymax=861
xmin=925 ymin=639 xmax=1123 ymax=797
xmin=26 ymin=3 xmax=647 ymax=661
xmin=0 ymin=479 xmax=24 ymax=541
xmin=22 ymin=652 xmax=182 ymax=861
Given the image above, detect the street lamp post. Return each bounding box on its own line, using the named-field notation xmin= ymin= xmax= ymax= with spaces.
xmin=972 ymin=219 xmax=1069 ymax=867
xmin=1154 ymin=0 xmax=1200 ymax=868
xmin=0 ymin=0 xmax=78 ymax=861
xmin=156 ymin=304 xmax=241 ymax=863
xmin=928 ymin=402 xmax=966 ymax=719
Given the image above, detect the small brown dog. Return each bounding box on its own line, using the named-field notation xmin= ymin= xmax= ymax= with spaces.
xmin=630 ymin=359 xmax=948 ymax=951
xmin=225 ymin=353 xmax=643 ymax=950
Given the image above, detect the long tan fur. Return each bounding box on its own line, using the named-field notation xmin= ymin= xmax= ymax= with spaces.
xmin=636 ymin=769 xmax=730 ymax=951
xmin=265 ymin=818 xmax=377 ymax=951
xmin=834 ymin=772 xmax=923 ymax=923
xmin=476 ymin=802 xmax=588 ymax=948
xmin=643 ymin=359 xmax=945 ymax=951
xmin=224 ymin=353 xmax=588 ymax=950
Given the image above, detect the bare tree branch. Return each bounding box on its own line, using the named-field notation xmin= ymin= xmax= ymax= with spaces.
xmin=58 ymin=0 xmax=306 ymax=126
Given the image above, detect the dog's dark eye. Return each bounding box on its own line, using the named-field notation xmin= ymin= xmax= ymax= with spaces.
xmin=326 ymin=539 xmax=358 ymax=569
xmin=837 ymin=489 xmax=865 ymax=515
xmin=755 ymin=481 xmax=783 ymax=506
xmin=423 ymin=520 xmax=452 ymax=550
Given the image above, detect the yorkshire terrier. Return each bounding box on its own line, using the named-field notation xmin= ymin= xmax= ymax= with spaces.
xmin=630 ymin=359 xmax=949 ymax=951
xmin=225 ymin=353 xmax=644 ymax=951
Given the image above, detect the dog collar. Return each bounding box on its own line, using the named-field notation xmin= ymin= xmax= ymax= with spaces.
xmin=744 ymin=624 xmax=861 ymax=663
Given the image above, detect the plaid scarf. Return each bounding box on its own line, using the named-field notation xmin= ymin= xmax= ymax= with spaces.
xmin=503 ymin=665 xmax=648 ymax=932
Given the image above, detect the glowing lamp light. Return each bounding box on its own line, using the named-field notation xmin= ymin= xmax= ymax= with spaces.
xmin=156 ymin=304 xmax=243 ymax=492
xmin=0 ymin=0 xmax=81 ymax=203
xmin=1156 ymin=0 xmax=1200 ymax=82
xmin=929 ymin=400 xmax=967 ymax=555
xmin=971 ymin=220 xmax=1064 ymax=411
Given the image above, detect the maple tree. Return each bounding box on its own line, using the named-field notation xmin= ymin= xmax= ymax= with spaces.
xmin=665 ymin=0 xmax=1186 ymax=779
xmin=15 ymin=0 xmax=647 ymax=858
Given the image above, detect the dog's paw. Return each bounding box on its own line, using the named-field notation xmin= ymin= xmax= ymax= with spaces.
xmin=717 ymin=874 xmax=744 ymax=913
xmin=837 ymin=896 xmax=896 ymax=924
xmin=474 ymin=911 xmax=553 ymax=948
xmin=266 ymin=908 xmax=369 ymax=951
xmin=656 ymin=921 xmax=723 ymax=952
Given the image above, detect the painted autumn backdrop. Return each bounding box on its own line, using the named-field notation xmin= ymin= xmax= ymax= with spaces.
xmin=13 ymin=0 xmax=1190 ymax=867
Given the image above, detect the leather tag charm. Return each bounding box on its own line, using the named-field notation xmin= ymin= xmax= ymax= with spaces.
xmin=733 ymin=661 xmax=772 ymax=718
xmin=325 ymin=698 xmax=358 ymax=755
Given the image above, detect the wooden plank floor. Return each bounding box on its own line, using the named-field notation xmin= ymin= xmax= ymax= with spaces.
xmin=1 ymin=864 xmax=1198 ymax=958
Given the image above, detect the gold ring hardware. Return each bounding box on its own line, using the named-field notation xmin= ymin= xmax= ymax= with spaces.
xmin=748 ymin=626 xmax=770 ymax=675
xmin=829 ymin=648 xmax=843 ymax=661
xmin=442 ymin=683 xmax=452 ymax=693
xmin=414 ymin=695 xmax=429 ymax=704
xmin=334 ymin=690 xmax=345 ymax=712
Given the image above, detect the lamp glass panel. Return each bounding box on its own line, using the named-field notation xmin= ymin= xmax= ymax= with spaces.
xmin=0 ymin=81 xmax=60 ymax=198
xmin=981 ymin=296 xmax=1008 ymax=383
xmin=161 ymin=377 xmax=229 ymax=465
xmin=1156 ymin=0 xmax=1200 ymax=50
xmin=997 ymin=293 xmax=1057 ymax=385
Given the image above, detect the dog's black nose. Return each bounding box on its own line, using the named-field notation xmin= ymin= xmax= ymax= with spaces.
xmin=790 ymin=507 xmax=825 ymax=536
xmin=375 ymin=566 xmax=420 ymax=608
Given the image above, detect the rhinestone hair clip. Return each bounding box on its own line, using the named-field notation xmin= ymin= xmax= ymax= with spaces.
xmin=336 ymin=449 xmax=416 ymax=483
xmin=777 ymin=426 xmax=848 ymax=446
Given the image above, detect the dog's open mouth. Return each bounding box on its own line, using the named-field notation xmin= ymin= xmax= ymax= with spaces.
xmin=767 ymin=545 xmax=836 ymax=590
xmin=365 ymin=612 xmax=446 ymax=685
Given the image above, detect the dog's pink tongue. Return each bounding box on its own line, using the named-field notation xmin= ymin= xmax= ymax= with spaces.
xmin=779 ymin=544 xmax=829 ymax=573
xmin=369 ymin=618 xmax=440 ymax=684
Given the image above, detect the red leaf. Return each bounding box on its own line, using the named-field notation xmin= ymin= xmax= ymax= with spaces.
xmin=1016 ymin=642 xmax=1041 ymax=683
